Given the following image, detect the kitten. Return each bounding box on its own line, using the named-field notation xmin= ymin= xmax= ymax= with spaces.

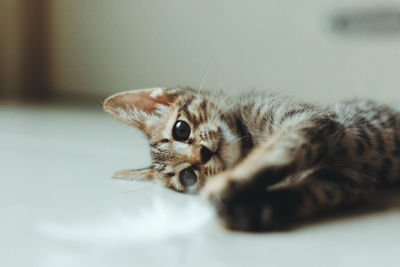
xmin=103 ymin=87 xmax=400 ymax=231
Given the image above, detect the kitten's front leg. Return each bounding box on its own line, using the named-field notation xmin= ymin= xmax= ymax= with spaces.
xmin=202 ymin=116 xmax=348 ymax=231
xmin=223 ymin=116 xmax=344 ymax=188
xmin=203 ymin=167 xmax=373 ymax=231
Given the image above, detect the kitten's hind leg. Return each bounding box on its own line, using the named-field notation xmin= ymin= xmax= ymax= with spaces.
xmin=202 ymin=167 xmax=375 ymax=231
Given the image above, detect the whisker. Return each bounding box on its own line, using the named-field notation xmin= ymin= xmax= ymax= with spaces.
xmin=217 ymin=69 xmax=225 ymax=91
xmin=197 ymin=71 xmax=209 ymax=97
xmin=229 ymin=134 xmax=251 ymax=145
xmin=218 ymin=87 xmax=239 ymax=107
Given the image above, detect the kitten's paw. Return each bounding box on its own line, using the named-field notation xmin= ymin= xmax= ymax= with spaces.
xmin=201 ymin=171 xmax=247 ymax=207
xmin=202 ymin=175 xmax=303 ymax=231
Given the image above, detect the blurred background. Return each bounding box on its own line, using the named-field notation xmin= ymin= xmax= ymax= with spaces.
xmin=2 ymin=2 xmax=400 ymax=266
xmin=1 ymin=0 xmax=400 ymax=104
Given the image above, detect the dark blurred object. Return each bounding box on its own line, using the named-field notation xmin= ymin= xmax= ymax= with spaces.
xmin=331 ymin=8 xmax=400 ymax=35
xmin=22 ymin=0 xmax=52 ymax=101
xmin=0 ymin=0 xmax=51 ymax=101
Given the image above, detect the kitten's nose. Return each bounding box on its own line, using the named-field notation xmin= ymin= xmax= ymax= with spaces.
xmin=200 ymin=146 xmax=213 ymax=163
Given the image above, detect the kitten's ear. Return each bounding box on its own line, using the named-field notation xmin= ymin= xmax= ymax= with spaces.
xmin=103 ymin=87 xmax=179 ymax=131
xmin=113 ymin=168 xmax=155 ymax=181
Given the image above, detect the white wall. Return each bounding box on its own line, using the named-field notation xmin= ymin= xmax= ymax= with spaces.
xmin=49 ymin=0 xmax=400 ymax=103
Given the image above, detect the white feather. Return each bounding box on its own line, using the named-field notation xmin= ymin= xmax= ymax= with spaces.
xmin=36 ymin=187 xmax=215 ymax=267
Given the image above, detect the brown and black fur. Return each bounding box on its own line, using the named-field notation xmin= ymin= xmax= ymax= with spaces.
xmin=103 ymin=87 xmax=400 ymax=232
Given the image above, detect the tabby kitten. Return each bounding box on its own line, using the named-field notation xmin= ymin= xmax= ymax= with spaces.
xmin=103 ymin=87 xmax=400 ymax=231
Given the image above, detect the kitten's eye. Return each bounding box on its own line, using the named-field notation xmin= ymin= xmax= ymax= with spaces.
xmin=173 ymin=120 xmax=191 ymax=141
xmin=179 ymin=168 xmax=197 ymax=187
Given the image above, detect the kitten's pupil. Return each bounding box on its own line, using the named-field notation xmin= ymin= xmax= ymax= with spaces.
xmin=173 ymin=120 xmax=191 ymax=141
xmin=179 ymin=168 xmax=197 ymax=187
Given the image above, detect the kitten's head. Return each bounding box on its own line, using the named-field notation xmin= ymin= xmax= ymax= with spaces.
xmin=103 ymin=87 xmax=242 ymax=193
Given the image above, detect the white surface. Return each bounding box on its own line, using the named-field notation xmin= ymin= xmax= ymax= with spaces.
xmin=1 ymin=104 xmax=400 ymax=267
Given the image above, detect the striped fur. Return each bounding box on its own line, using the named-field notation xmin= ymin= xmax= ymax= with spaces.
xmin=104 ymin=87 xmax=400 ymax=231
